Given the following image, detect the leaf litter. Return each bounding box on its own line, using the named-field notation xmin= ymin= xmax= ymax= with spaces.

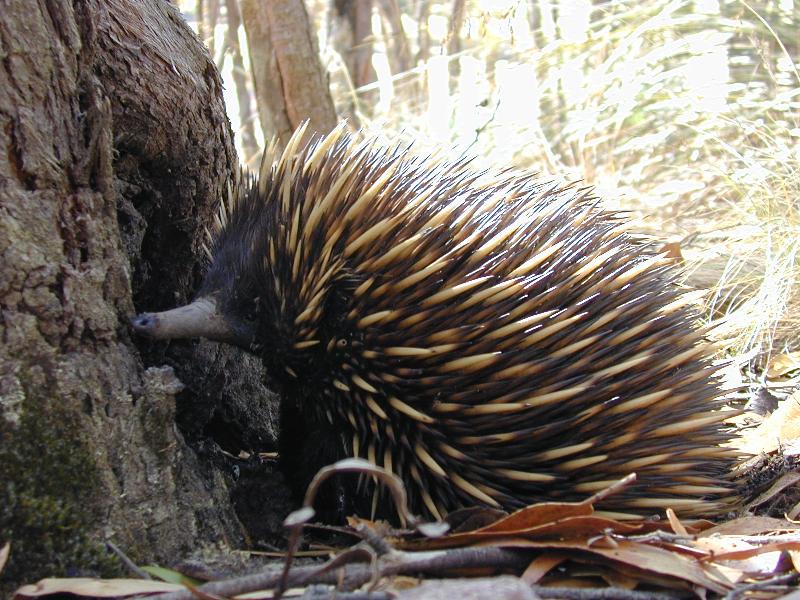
xmin=11 ymin=457 xmax=800 ymax=600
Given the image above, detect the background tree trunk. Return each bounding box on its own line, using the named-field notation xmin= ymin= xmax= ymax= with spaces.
xmin=240 ymin=0 xmax=337 ymax=148
xmin=0 ymin=0 xmax=289 ymax=592
xmin=223 ymin=0 xmax=260 ymax=164
xmin=329 ymin=0 xmax=376 ymax=123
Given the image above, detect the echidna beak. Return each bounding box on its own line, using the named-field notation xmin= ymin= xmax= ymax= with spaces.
xmin=131 ymin=297 xmax=253 ymax=348
xmin=131 ymin=312 xmax=160 ymax=334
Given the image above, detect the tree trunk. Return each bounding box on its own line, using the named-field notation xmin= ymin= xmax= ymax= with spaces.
xmin=224 ymin=0 xmax=260 ymax=164
xmin=330 ymin=0 xmax=376 ymax=122
xmin=447 ymin=0 xmax=466 ymax=84
xmin=240 ymin=0 xmax=337 ymax=148
xmin=0 ymin=0 xmax=287 ymax=592
xmin=377 ymin=0 xmax=411 ymax=75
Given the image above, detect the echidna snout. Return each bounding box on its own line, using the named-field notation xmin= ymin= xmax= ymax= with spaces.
xmin=134 ymin=125 xmax=738 ymax=521
xmin=132 ymin=297 xmax=256 ymax=348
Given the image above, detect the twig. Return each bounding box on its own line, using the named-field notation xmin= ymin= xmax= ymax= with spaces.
xmin=297 ymin=546 xmax=379 ymax=591
xmin=354 ymin=522 xmax=393 ymax=556
xmin=723 ymin=572 xmax=800 ymax=600
xmin=134 ymin=546 xmax=529 ymax=600
xmin=625 ymin=531 xmax=694 ymax=544
xmin=531 ymin=586 xmax=691 ymax=600
xmin=583 ymin=474 xmax=637 ymax=507
xmin=301 ymin=587 xmax=392 ymax=600
xmin=735 ymin=533 xmax=800 ymax=543
xmin=106 ymin=542 xmax=152 ymax=580
xmin=274 ymin=506 xmax=314 ymax=600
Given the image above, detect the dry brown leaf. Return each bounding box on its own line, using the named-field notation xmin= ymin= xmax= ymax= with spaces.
xmin=13 ymin=578 xmax=183 ymax=598
xmin=694 ymin=537 xmax=782 ymax=578
xmin=469 ymin=500 xmax=595 ymax=533
xmin=520 ymin=553 xmax=568 ymax=584
xmin=667 ymin=508 xmax=689 ymax=536
xmin=389 ymin=575 xmax=423 ymax=590
xmin=481 ymin=537 xmax=735 ymax=593
xmin=700 ymin=539 xmax=800 ymax=562
xmin=0 ymin=542 xmax=9 ymax=574
xmin=600 ymin=568 xmax=639 ymax=590
xmin=788 ymin=500 xmax=800 ymax=521
xmin=767 ymin=352 xmax=800 ymax=378
xmin=739 ymin=394 xmax=800 ymax=454
xmin=577 ymin=540 xmax=735 ymax=593
xmin=748 ymin=472 xmax=800 ymax=511
xmin=402 ymin=515 xmax=643 ymax=551
xmin=659 ymin=241 xmax=684 ymax=261
xmin=788 ymin=550 xmax=800 ymax=573
xmin=702 ymin=516 xmax=800 ymax=536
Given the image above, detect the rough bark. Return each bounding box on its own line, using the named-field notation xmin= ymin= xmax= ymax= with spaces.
xmin=240 ymin=0 xmax=337 ymax=148
xmin=0 ymin=0 xmax=287 ymax=592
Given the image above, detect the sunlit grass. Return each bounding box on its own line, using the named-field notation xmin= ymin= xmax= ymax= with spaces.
xmin=338 ymin=0 xmax=800 ymax=366
xmin=687 ymin=122 xmax=800 ymax=363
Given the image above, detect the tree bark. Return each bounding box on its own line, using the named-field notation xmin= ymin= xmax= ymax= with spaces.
xmin=377 ymin=0 xmax=411 ymax=76
xmin=0 ymin=0 xmax=286 ymax=591
xmin=329 ymin=0 xmax=376 ymax=122
xmin=336 ymin=0 xmax=376 ymax=89
xmin=224 ymin=0 xmax=260 ymax=164
xmin=447 ymin=0 xmax=466 ymax=80
xmin=240 ymin=0 xmax=337 ymax=148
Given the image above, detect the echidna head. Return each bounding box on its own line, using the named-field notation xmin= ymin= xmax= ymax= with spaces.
xmin=131 ymin=193 xmax=269 ymax=352
xmin=130 ymin=293 xmax=259 ymax=351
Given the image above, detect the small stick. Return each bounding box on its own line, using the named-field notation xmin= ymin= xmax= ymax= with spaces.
xmin=106 ymin=542 xmax=152 ymax=580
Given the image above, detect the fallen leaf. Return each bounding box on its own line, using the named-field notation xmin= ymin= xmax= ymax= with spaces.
xmin=747 ymin=472 xmax=800 ymax=512
xmin=703 ymin=516 xmax=800 ymax=536
xmin=402 ymin=515 xmax=643 ymax=550
xmin=13 ymin=578 xmax=183 ymax=598
xmin=659 ymin=241 xmax=684 ymax=261
xmin=739 ymin=394 xmax=800 ymax=454
xmin=667 ymin=508 xmax=689 ymax=536
xmin=481 ymin=537 xmax=735 ymax=593
xmin=0 ymin=542 xmax=9 ymax=574
xmin=141 ymin=565 xmax=202 ymax=586
xmin=767 ymin=352 xmax=800 ymax=379
xmin=700 ymin=540 xmax=800 ymax=562
xmin=789 ymin=550 xmax=800 ymax=573
xmin=521 ymin=553 xmax=567 ymax=584
xmin=694 ymin=536 xmax=780 ymax=577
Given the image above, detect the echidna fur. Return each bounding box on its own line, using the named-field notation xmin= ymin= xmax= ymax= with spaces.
xmin=133 ymin=123 xmax=738 ymax=521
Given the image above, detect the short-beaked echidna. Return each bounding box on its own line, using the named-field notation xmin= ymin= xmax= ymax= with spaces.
xmin=133 ymin=124 xmax=737 ymax=520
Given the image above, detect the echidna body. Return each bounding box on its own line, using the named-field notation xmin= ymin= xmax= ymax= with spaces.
xmin=133 ymin=125 xmax=737 ymax=520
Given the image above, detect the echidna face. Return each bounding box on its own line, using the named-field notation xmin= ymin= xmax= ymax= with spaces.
xmin=197 ymin=171 xmax=344 ymax=378
xmin=133 ymin=125 xmax=738 ymax=521
xmin=198 ymin=229 xmax=267 ymax=351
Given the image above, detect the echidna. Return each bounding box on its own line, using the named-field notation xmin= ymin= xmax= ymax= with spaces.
xmin=133 ymin=124 xmax=737 ymax=521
